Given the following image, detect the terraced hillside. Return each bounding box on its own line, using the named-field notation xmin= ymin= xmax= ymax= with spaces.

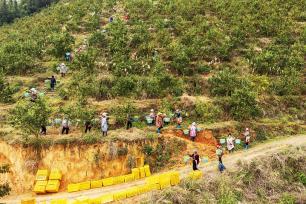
xmin=0 ymin=0 xmax=305 ymax=200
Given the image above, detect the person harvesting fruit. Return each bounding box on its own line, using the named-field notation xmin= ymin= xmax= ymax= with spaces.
xmin=101 ymin=113 xmax=108 ymax=136
xmin=189 ymin=122 xmax=197 ymax=142
xmin=156 ymin=112 xmax=165 ymax=135
xmin=189 ymin=150 xmax=200 ymax=171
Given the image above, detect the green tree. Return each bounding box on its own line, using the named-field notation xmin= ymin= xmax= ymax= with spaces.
xmin=9 ymin=98 xmax=51 ymax=137
xmin=0 ymin=71 xmax=14 ymax=103
xmin=271 ymin=68 xmax=301 ymax=96
xmin=229 ymin=88 xmax=260 ymax=121
xmin=208 ymin=68 xmax=242 ymax=96
xmin=48 ymin=32 xmax=75 ymax=58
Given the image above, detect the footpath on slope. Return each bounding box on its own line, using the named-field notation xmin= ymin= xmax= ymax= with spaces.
xmin=2 ymin=134 xmax=306 ymax=204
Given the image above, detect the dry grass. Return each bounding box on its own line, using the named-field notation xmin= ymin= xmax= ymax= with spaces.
xmin=144 ymin=146 xmax=306 ymax=204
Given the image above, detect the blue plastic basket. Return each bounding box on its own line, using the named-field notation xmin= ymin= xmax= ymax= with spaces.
xmin=164 ymin=117 xmax=171 ymax=123
xmin=201 ymin=157 xmax=209 ymax=163
xmin=146 ymin=118 xmax=153 ymax=124
xmin=54 ymin=118 xmax=62 ymax=125
xmin=183 ymin=129 xmax=189 ymax=135
xmin=220 ymin=139 xmax=226 ymax=144
xmin=197 ymin=128 xmax=202 ymax=132
xmin=24 ymin=92 xmax=30 ymax=98
xmin=235 ymin=139 xmax=241 ymax=144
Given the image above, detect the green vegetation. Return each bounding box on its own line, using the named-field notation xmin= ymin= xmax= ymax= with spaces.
xmin=0 ymin=0 xmax=304 ymax=137
xmin=9 ymin=98 xmax=51 ymax=137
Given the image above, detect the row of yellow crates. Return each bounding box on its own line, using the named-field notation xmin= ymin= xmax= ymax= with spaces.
xmin=68 ymin=165 xmax=151 ymax=193
xmin=22 ymin=170 xmax=203 ymax=204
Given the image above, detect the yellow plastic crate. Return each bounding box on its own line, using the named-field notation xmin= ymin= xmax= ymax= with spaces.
xmin=113 ymin=190 xmax=127 ymax=200
xmin=91 ymin=179 xmax=103 ymax=189
xmin=49 ymin=169 xmax=62 ymax=180
xmin=124 ymin=174 xmax=135 ymax=182
xmin=131 ymin=168 xmax=140 ymax=179
xmin=21 ymin=198 xmax=36 ymax=204
xmin=113 ymin=176 xmax=125 ymax=185
xmin=137 ymin=184 xmax=151 ymax=194
xmin=102 ymin=177 xmax=114 ymax=187
xmin=170 ymin=171 xmax=180 ymax=186
xmin=159 ymin=176 xmax=171 ymax=189
xmin=146 ymin=183 xmax=160 ymax=190
xmin=144 ymin=165 xmax=151 ymax=177
xmin=35 ymin=169 xmax=49 ymax=181
xmin=89 ymin=198 xmax=100 ymax=204
xmin=145 ymin=175 xmax=159 ymax=184
xmin=79 ymin=181 xmax=91 ymax=191
xmin=73 ymin=196 xmax=90 ymax=204
xmin=50 ymin=199 xmax=67 ymax=204
xmin=36 ymin=180 xmax=48 ymax=186
xmin=99 ymin=193 xmax=114 ymax=203
xmin=33 ymin=183 xmax=46 ymax=194
xmin=139 ymin=167 xmax=146 ymax=178
xmin=126 ymin=187 xmax=139 ymax=198
xmin=46 ymin=180 xmax=60 ymax=193
xmin=67 ymin=183 xmax=80 ymax=192
xmin=189 ymin=170 xmax=203 ymax=180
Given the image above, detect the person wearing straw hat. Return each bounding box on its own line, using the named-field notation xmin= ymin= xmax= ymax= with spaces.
xmin=29 ymin=87 xmax=38 ymax=102
xmin=58 ymin=63 xmax=68 ymax=77
xmin=189 ymin=122 xmax=197 ymax=142
xmin=149 ymin=109 xmax=156 ymax=124
xmin=175 ymin=109 xmax=182 ymax=128
xmin=101 ymin=112 xmax=108 ymax=136
xmin=226 ymin=132 xmax=235 ymax=153
xmin=156 ymin=112 xmax=165 ymax=135
xmin=216 ymin=144 xmax=226 ymax=172
xmin=216 ymin=144 xmax=224 ymax=164
xmin=244 ymin=128 xmax=251 ymax=149
xmin=189 ymin=150 xmax=200 ymax=171
xmin=61 ymin=116 xmax=70 ymax=134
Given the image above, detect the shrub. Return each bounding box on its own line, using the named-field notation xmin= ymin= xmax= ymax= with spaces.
xmin=48 ymin=32 xmax=75 ymax=58
xmin=142 ymin=77 xmax=161 ymax=98
xmin=279 ymin=193 xmax=296 ymax=204
xmin=229 ymin=88 xmax=260 ymax=120
xmin=208 ymin=68 xmax=242 ymax=96
xmin=270 ymin=68 xmax=302 ymax=96
xmin=254 ymin=127 xmax=269 ymax=141
xmin=9 ymin=98 xmax=51 ymax=137
xmin=112 ymin=76 xmax=136 ymax=97
xmin=194 ymin=100 xmax=221 ymax=123
xmin=82 ymin=134 xmax=100 ymax=144
xmin=169 ymin=42 xmax=192 ymax=75
xmin=117 ymin=147 xmax=128 ymax=156
xmin=0 ymin=71 xmax=14 ymax=103
xmin=248 ymin=43 xmax=304 ymax=75
xmin=197 ymin=64 xmax=212 ymax=74
xmin=143 ymin=144 xmax=154 ymax=156
xmin=71 ymin=48 xmax=97 ymax=72
xmin=88 ymin=31 xmax=107 ymax=48
xmin=0 ymin=182 xmax=11 ymax=197
xmin=110 ymin=102 xmax=136 ymax=126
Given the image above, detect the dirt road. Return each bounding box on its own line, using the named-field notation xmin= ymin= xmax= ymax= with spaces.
xmin=2 ymin=134 xmax=306 ymax=204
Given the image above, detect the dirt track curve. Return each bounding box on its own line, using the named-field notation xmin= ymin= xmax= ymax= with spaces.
xmin=2 ymin=134 xmax=306 ymax=204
